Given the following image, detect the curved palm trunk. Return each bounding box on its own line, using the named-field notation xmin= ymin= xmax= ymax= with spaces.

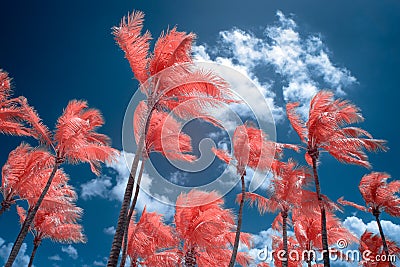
xmin=311 ymin=155 xmax=330 ymax=267
xmin=374 ymin=211 xmax=393 ymax=267
xmin=120 ymin=160 xmax=146 ymax=267
xmin=282 ymin=210 xmax=289 ymax=267
xmin=5 ymin=159 xmax=61 ymax=267
xmin=27 ymin=238 xmax=41 ymax=267
xmin=184 ymin=247 xmax=197 ymax=267
xmin=107 ymin=107 xmax=153 ymax=267
xmin=130 ymin=258 xmax=138 ymax=267
xmin=228 ymin=174 xmax=245 ymax=267
xmin=0 ymin=201 xmax=10 ymax=216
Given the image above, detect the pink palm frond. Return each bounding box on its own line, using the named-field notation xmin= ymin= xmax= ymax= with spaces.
xmin=0 ymin=70 xmax=32 ymax=137
xmin=287 ymin=90 xmax=387 ymax=167
xmin=174 ymin=190 xmax=252 ymax=266
xmin=1 ymin=143 xmax=73 ymax=210
xmin=134 ymin=101 xmax=196 ymax=161
xmin=359 ymin=172 xmax=400 ymax=217
xmin=359 ymin=231 xmax=400 ymax=267
xmin=54 ymin=100 xmax=118 ymax=175
xmin=149 ymin=28 xmax=195 ymax=76
xmin=17 ymin=205 xmax=85 ymax=244
xmin=337 ymin=197 xmax=367 ymax=212
xmin=113 ymin=10 xmax=151 ymax=84
xmin=126 ymin=207 xmax=177 ymax=264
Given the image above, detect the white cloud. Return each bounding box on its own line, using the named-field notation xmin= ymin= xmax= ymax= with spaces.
xmin=343 ymin=216 xmax=400 ymax=244
xmin=342 ymin=216 xmax=368 ymax=238
xmin=194 ymin=10 xmax=356 ymax=121
xmin=80 ymin=175 xmax=112 ymax=200
xmin=81 ymin=151 xmax=176 ymax=220
xmin=61 ymin=245 xmax=78 ymax=260
xmin=248 ymin=228 xmax=284 ymax=266
xmin=48 ymin=254 xmax=62 ymax=261
xmin=103 ymin=226 xmax=116 ymax=235
xmin=0 ymin=237 xmax=31 ymax=267
xmin=93 ymin=259 xmax=107 ymax=266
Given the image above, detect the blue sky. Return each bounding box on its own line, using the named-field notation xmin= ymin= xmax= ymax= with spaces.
xmin=1 ymin=1 xmax=400 ymax=266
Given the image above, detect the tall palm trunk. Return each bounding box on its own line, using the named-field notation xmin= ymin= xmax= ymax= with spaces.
xmin=184 ymin=247 xmax=197 ymax=267
xmin=373 ymin=210 xmax=393 ymax=267
xmin=130 ymin=258 xmax=138 ymax=267
xmin=282 ymin=210 xmax=289 ymax=267
xmin=0 ymin=201 xmax=10 ymax=216
xmin=107 ymin=107 xmax=153 ymax=267
xmin=228 ymin=173 xmax=245 ymax=267
xmin=27 ymin=237 xmax=41 ymax=267
xmin=310 ymin=153 xmax=330 ymax=267
xmin=120 ymin=160 xmax=146 ymax=267
xmin=5 ymin=158 xmax=61 ymax=267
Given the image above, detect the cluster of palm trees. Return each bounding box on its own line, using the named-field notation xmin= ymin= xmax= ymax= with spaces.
xmin=1 ymin=8 xmax=400 ymax=267
xmin=0 ymin=69 xmax=118 ymax=266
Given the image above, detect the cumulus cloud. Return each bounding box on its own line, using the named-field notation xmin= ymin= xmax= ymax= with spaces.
xmin=0 ymin=237 xmax=30 ymax=267
xmin=61 ymin=245 xmax=78 ymax=260
xmin=48 ymin=254 xmax=62 ymax=261
xmin=80 ymin=175 xmax=113 ymax=200
xmin=81 ymin=151 xmax=176 ymax=220
xmin=103 ymin=226 xmax=116 ymax=235
xmin=194 ymin=10 xmax=356 ymax=120
xmin=93 ymin=259 xmax=107 ymax=266
xmin=343 ymin=216 xmax=400 ymax=244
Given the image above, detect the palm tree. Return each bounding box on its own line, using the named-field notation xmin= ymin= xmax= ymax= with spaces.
xmin=108 ymin=10 xmax=235 ymax=266
xmin=146 ymin=190 xmax=252 ymax=267
xmin=359 ymin=231 xmax=400 ymax=267
xmin=292 ymin=208 xmax=357 ymax=266
xmin=120 ymin=207 xmax=176 ymax=267
xmin=120 ymin=101 xmax=196 ymax=265
xmin=213 ymin=124 xmax=297 ymax=267
xmin=5 ymin=100 xmax=118 ymax=267
xmin=243 ymin=159 xmax=310 ymax=267
xmin=0 ymin=70 xmax=32 ymax=137
xmin=0 ymin=143 xmax=75 ymax=216
xmin=338 ymin=172 xmax=400 ymax=265
xmin=271 ymin=235 xmax=302 ymax=267
xmin=16 ymin=203 xmax=85 ymax=267
xmin=286 ymin=90 xmax=387 ymax=267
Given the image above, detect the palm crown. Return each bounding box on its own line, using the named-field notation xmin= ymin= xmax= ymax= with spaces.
xmin=126 ymin=207 xmax=176 ymax=267
xmin=173 ymin=190 xmax=251 ymax=267
xmin=286 ymin=90 xmax=386 ymax=166
xmin=338 ymin=172 xmax=400 ymax=216
xmin=0 ymin=70 xmax=31 ymax=136
xmin=1 ymin=143 xmax=76 ymax=213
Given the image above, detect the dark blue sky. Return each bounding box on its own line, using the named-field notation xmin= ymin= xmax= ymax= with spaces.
xmin=1 ymin=1 xmax=400 ymax=266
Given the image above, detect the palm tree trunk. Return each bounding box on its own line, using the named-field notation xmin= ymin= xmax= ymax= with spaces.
xmin=27 ymin=238 xmax=41 ymax=267
xmin=374 ymin=211 xmax=393 ymax=267
xmin=307 ymin=260 xmax=312 ymax=267
xmin=184 ymin=247 xmax=197 ymax=267
xmin=311 ymin=155 xmax=330 ymax=267
xmin=0 ymin=201 xmax=10 ymax=216
xmin=130 ymin=258 xmax=137 ymax=267
xmin=120 ymin=160 xmax=146 ymax=267
xmin=107 ymin=107 xmax=153 ymax=267
xmin=282 ymin=210 xmax=289 ymax=267
xmin=5 ymin=159 xmax=61 ymax=267
xmin=228 ymin=174 xmax=245 ymax=267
